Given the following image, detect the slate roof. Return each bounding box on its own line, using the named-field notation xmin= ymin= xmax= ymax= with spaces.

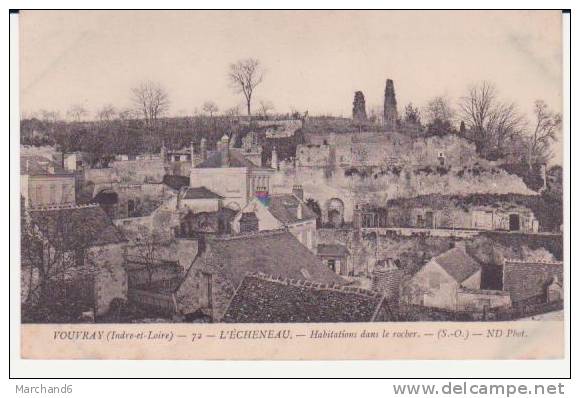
xmin=162 ymin=175 xmax=190 ymax=191
xmin=21 ymin=155 xmax=70 ymax=176
xmin=223 ymin=274 xmax=392 ymax=323
xmin=195 ymin=149 xmax=270 ymax=169
xmin=28 ymin=204 xmax=126 ymax=250
xmin=182 ymin=186 xmax=223 ymax=200
xmin=266 ymin=194 xmax=317 ymax=224
xmin=185 ymin=230 xmax=344 ymax=289
xmin=432 ymin=247 xmax=481 ymax=283
xmin=317 ymin=243 xmax=350 ymax=257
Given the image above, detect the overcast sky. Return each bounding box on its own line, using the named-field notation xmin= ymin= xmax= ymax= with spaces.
xmin=20 ymin=10 xmax=563 ymax=159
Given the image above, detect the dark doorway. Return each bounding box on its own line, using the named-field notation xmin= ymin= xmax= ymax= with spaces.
xmin=425 ymin=211 xmax=434 ymax=228
xmin=509 ymin=214 xmax=520 ymax=231
xmin=127 ymin=199 xmax=136 ymax=217
xmin=327 ymin=259 xmax=336 ymax=273
xmin=328 ymin=210 xmax=343 ymax=228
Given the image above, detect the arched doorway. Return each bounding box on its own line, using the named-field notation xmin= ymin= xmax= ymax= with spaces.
xmin=92 ymin=189 xmax=118 ymax=219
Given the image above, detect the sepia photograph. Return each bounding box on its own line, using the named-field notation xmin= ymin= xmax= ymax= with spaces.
xmin=13 ymin=9 xmax=568 ymax=363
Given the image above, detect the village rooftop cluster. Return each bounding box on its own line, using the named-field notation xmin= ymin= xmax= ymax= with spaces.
xmin=20 ymin=70 xmax=563 ymax=324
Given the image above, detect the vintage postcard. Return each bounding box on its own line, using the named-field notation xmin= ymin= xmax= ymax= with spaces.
xmin=16 ymin=10 xmax=566 ymax=360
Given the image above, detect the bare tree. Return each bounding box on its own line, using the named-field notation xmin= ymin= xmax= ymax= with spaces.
xmin=96 ymin=104 xmax=117 ymax=123
xmin=118 ymin=107 xmax=136 ymax=121
xmin=526 ymin=100 xmax=562 ymax=167
xmin=458 ymin=81 xmax=498 ymax=153
xmin=202 ymin=101 xmax=219 ymax=118
xmin=403 ymin=102 xmax=421 ymax=125
xmin=39 ymin=109 xmax=61 ymax=124
xmin=224 ymin=105 xmax=241 ymax=118
xmin=486 ymin=101 xmax=526 ymax=158
xmin=423 ymin=96 xmax=455 ymax=126
xmin=259 ymin=100 xmax=275 ymax=119
xmin=132 ymin=225 xmax=167 ymax=288
xmin=228 ymin=58 xmax=265 ymax=116
xmin=131 ymin=81 xmax=170 ymax=128
xmin=367 ymin=104 xmax=384 ymax=126
xmin=21 ymin=210 xmax=111 ymax=320
xmin=66 ymin=104 xmax=88 ymax=122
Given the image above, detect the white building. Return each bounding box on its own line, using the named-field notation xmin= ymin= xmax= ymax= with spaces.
xmin=231 ymin=188 xmax=318 ymax=251
xmin=190 ymin=135 xmax=274 ymax=211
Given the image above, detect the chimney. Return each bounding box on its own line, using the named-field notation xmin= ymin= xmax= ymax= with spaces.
xmin=255 ymin=186 xmax=270 ymax=207
xmin=292 ymin=185 xmax=304 ymax=201
xmin=200 ymin=138 xmax=207 ymax=161
xmin=220 ymin=135 xmax=230 ymax=167
xmin=271 ymin=145 xmax=278 ymax=170
xmin=296 ymin=203 xmax=303 ymax=220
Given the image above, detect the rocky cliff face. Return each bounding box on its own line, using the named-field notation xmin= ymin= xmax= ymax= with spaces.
xmin=384 ymin=79 xmax=398 ymax=131
xmin=352 ymin=91 xmax=367 ymax=123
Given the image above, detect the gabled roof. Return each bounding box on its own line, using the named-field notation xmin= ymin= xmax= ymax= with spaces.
xmin=21 ymin=155 xmax=71 ymax=176
xmin=317 ymin=243 xmax=350 ymax=257
xmin=162 ymin=175 xmax=190 ymax=191
xmin=223 ymin=274 xmax=393 ymax=323
xmin=184 ymin=230 xmax=343 ymax=290
xmin=265 ymin=194 xmax=317 ymax=224
xmin=28 ymin=204 xmax=126 ymax=250
xmin=432 ymin=247 xmax=481 ymax=283
xmin=195 ymin=149 xmax=260 ymax=169
xmin=182 ymin=187 xmax=223 ymax=200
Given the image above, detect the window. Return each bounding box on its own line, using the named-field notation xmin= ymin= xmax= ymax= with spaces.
xmin=61 ymin=184 xmax=71 ymax=203
xmin=35 ymin=185 xmax=43 ymax=204
xmin=49 ymin=184 xmax=56 ymax=204
xmin=300 ymin=268 xmax=311 ymax=279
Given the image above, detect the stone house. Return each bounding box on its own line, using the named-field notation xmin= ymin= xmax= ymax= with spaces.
xmin=404 ymin=246 xmax=482 ymax=310
xmin=231 ymin=188 xmax=318 ymax=251
xmin=404 ymin=246 xmax=512 ymax=312
xmin=222 ymin=273 xmax=394 ymax=323
xmin=23 ymin=204 xmax=127 ymax=317
xmin=317 ymin=243 xmax=350 ymax=275
xmin=21 ymin=155 xmax=76 ymax=209
xmin=175 ymin=230 xmax=344 ymax=321
xmin=190 ymin=135 xmax=275 ymax=211
xmin=502 ymin=259 xmax=563 ymax=304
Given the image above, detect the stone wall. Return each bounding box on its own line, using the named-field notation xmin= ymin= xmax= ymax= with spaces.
xmin=456 ymin=289 xmax=512 ymax=311
xmin=372 ymin=268 xmax=404 ymax=299
xmin=503 ymin=260 xmax=563 ymax=303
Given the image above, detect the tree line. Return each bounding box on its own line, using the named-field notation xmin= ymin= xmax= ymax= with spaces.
xmin=397 ymin=81 xmax=562 ymax=168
